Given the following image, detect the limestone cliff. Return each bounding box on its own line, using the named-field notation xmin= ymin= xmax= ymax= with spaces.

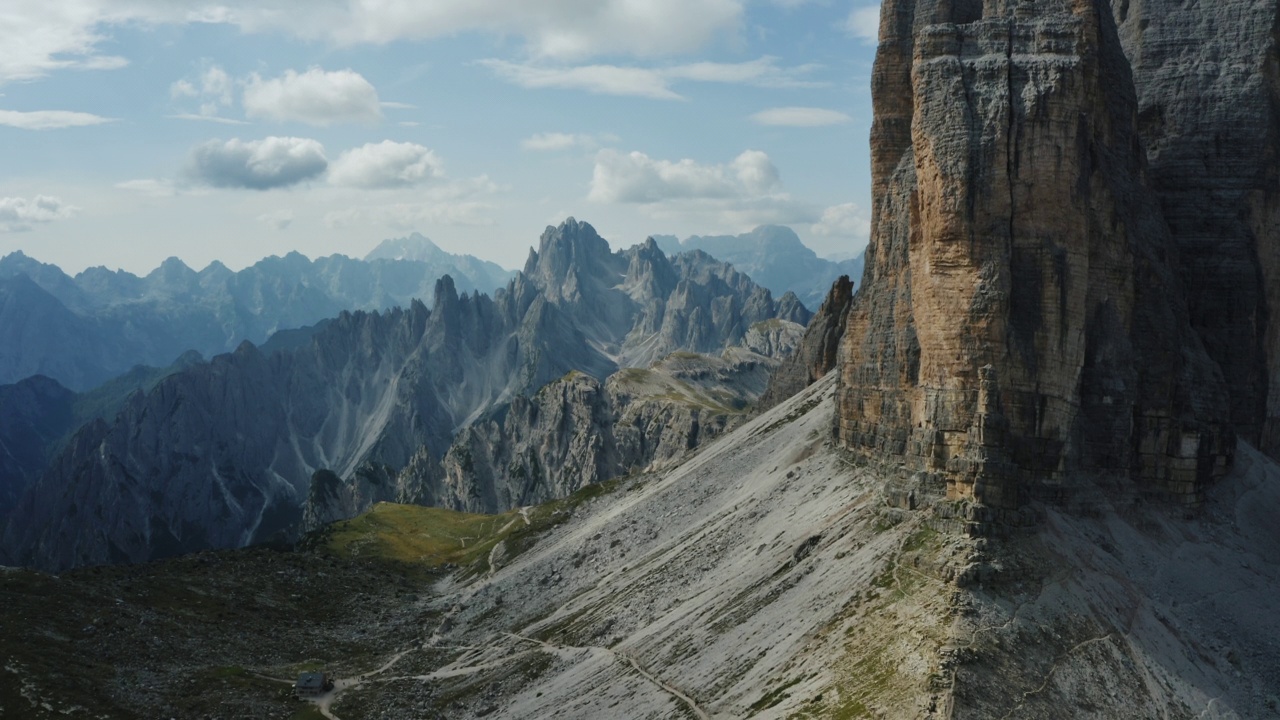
xmin=837 ymin=0 xmax=1235 ymax=516
xmin=1112 ymin=0 xmax=1280 ymax=454
xmin=759 ymin=275 xmax=855 ymax=410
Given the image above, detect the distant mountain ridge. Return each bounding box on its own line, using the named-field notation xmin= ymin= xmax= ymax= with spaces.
xmin=4 ymin=218 xmax=811 ymax=571
xmin=0 ymin=236 xmax=516 ymax=390
xmin=654 ymin=225 xmax=864 ymax=310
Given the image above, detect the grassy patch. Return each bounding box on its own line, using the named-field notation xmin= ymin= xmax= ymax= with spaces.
xmin=317 ymin=502 xmax=520 ymax=569
xmin=289 ymin=706 xmax=329 ymax=720
xmin=902 ymin=526 xmax=939 ymax=553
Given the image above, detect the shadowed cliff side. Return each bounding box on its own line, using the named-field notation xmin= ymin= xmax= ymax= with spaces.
xmin=758 ymin=274 xmax=855 ymax=411
xmin=1112 ymin=0 xmax=1280 ymax=456
xmin=836 ymin=0 xmax=1235 ymax=520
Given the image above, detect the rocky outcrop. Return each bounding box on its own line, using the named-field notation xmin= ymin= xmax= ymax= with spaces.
xmin=6 ymin=219 xmax=805 ymax=570
xmin=759 ymin=275 xmax=855 ymax=410
xmin=836 ymin=0 xmax=1236 ymax=516
xmin=524 ymin=223 xmax=810 ymax=368
xmin=1112 ymin=0 xmax=1280 ymax=454
xmin=302 ymin=341 xmax=792 ymax=524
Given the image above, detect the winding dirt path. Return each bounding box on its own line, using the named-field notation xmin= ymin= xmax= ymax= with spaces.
xmin=506 ymin=632 xmax=710 ymax=719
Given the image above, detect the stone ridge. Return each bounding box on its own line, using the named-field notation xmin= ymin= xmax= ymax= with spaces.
xmin=837 ymin=0 xmax=1235 ymax=518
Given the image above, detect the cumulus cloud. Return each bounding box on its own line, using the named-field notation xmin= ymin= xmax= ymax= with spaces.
xmin=0 ymin=195 xmax=77 ymax=232
xmin=589 ymin=149 xmax=780 ymax=203
xmin=243 ymin=67 xmax=382 ymax=126
xmin=186 ymin=136 xmax=328 ymax=190
xmin=751 ymin=106 xmax=851 ymax=127
xmin=844 ymin=4 xmax=882 ymax=44
xmin=328 ymin=141 xmax=443 ymax=189
xmin=811 ymin=202 xmax=871 ymax=239
xmin=0 ymin=109 xmax=114 ymax=129
xmin=480 ymin=56 xmax=821 ymax=100
xmin=170 ymin=64 xmax=236 ymax=120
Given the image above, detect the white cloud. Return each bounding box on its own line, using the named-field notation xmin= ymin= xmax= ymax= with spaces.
xmin=273 ymin=0 xmax=744 ymax=60
xmin=324 ymin=175 xmax=499 ymax=228
xmin=479 ymin=61 xmax=681 ymax=100
xmin=589 ymin=149 xmax=782 ymax=203
xmin=0 ymin=195 xmax=77 ymax=232
xmin=844 ymin=4 xmax=881 ymax=44
xmin=0 ymin=3 xmax=134 ymax=85
xmin=663 ymin=56 xmax=821 ymax=88
xmin=751 ymin=106 xmax=852 ymax=127
xmin=731 ymin=150 xmax=781 ymax=195
xmin=0 ymin=0 xmax=744 ymax=88
xmin=167 ymin=113 xmax=250 ymax=125
xmin=521 ymin=132 xmax=611 ymax=152
xmin=115 ymin=178 xmax=178 ymax=197
xmin=328 ymin=141 xmax=443 ymax=189
xmin=243 ymin=67 xmax=382 ymax=126
xmin=589 ymin=147 xmax=818 ymax=230
xmin=186 ymin=136 xmax=328 ymax=190
xmin=0 ymin=109 xmax=114 ymax=129
xmin=481 ymin=56 xmax=821 ymax=100
xmin=170 ymin=64 xmax=238 ymax=121
xmin=257 ymin=209 xmax=294 ymax=230
xmin=811 ymin=202 xmax=870 ymax=239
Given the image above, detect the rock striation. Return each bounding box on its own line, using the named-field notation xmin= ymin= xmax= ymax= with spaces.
xmin=5 ymin=219 xmax=806 ymax=570
xmin=301 ymin=339 xmax=794 ymax=527
xmin=1112 ymin=0 xmax=1280 ymax=454
xmin=836 ymin=0 xmax=1240 ymax=516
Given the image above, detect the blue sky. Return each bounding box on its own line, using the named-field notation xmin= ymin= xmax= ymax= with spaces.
xmin=0 ymin=1 xmax=881 ymax=275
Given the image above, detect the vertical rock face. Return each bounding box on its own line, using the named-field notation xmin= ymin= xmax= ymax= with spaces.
xmin=758 ymin=275 xmax=855 ymax=411
xmin=838 ymin=0 xmax=1235 ymax=513
xmin=1112 ymin=0 xmax=1280 ymax=452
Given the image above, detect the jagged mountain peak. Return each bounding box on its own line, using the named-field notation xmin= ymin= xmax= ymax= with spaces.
xmin=524 ymin=218 xmax=617 ymax=277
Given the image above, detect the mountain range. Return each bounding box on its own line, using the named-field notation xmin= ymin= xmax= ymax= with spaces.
xmin=654 ymin=225 xmax=864 ymax=310
xmin=0 ymin=234 xmax=515 ymax=390
xmin=2 ymin=219 xmax=810 ymax=571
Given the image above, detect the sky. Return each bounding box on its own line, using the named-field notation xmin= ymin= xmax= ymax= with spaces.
xmin=0 ymin=1 xmax=882 ymax=275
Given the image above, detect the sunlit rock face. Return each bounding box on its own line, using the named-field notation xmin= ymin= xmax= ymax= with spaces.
xmin=836 ymin=0 xmax=1239 ymax=517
